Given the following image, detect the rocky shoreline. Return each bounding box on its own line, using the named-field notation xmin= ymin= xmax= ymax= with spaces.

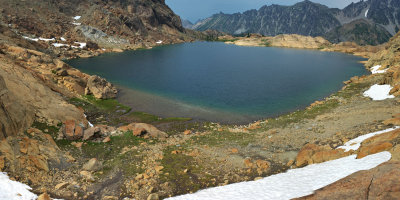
xmin=1 ymin=4 xmax=400 ymax=199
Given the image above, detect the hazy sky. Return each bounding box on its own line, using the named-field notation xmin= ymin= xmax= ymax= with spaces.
xmin=166 ymin=0 xmax=360 ymax=22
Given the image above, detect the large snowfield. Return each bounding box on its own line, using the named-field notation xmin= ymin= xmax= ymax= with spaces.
xmin=168 ymin=151 xmax=391 ymax=200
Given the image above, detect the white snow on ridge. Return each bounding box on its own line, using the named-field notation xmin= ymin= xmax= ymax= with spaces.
xmin=74 ymin=16 xmax=81 ymax=20
xmin=167 ymin=152 xmax=391 ymax=200
xmin=73 ymin=42 xmax=86 ymax=49
xmin=60 ymin=37 xmax=67 ymax=41
xmin=72 ymin=22 xmax=82 ymax=26
xmin=338 ymin=127 xmax=400 ymax=152
xmin=38 ymin=37 xmax=55 ymax=42
xmin=363 ymin=84 xmax=395 ymax=100
xmin=371 ymin=65 xmax=388 ymax=74
xmin=23 ymin=36 xmax=39 ymax=42
xmin=0 ymin=172 xmax=37 ymax=200
xmin=52 ymin=43 xmax=69 ymax=48
xmin=365 ymin=9 xmax=369 ymax=18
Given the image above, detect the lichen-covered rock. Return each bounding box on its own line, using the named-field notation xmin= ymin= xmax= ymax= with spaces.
xmin=85 ymin=75 xmax=117 ymax=99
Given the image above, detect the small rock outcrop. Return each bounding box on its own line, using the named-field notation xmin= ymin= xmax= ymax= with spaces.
xmin=295 ymin=143 xmax=352 ymax=167
xmin=118 ymin=123 xmax=168 ymax=138
xmin=85 ymin=75 xmax=118 ymax=99
xmin=63 ymin=120 xmax=85 ymax=141
xmin=0 ymin=75 xmax=34 ymax=139
xmin=82 ymin=158 xmax=103 ymax=172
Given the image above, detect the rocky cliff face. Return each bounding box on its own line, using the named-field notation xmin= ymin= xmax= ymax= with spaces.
xmin=193 ymin=0 xmax=400 ymax=45
xmin=0 ymin=0 xmax=187 ymax=48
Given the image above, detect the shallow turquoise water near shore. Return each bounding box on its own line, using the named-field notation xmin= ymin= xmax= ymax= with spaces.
xmin=67 ymin=42 xmax=367 ymax=123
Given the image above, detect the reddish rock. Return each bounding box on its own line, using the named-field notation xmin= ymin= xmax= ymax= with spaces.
xmin=133 ymin=128 xmax=147 ymax=136
xmin=297 ymin=162 xmax=400 ymax=200
xmin=63 ymin=120 xmax=84 ymax=140
xmin=363 ymin=129 xmax=400 ymax=144
xmin=357 ymin=142 xmax=393 ymax=159
xmin=383 ymin=118 xmax=400 ymax=126
xmin=296 ymin=143 xmax=351 ymax=167
xmin=295 ymin=143 xmax=319 ymax=167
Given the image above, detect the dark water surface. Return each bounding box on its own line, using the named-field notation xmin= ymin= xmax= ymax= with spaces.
xmin=67 ymin=42 xmax=367 ymax=124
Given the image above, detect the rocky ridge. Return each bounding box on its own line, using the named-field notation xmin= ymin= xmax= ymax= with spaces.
xmin=192 ymin=0 xmax=400 ymax=45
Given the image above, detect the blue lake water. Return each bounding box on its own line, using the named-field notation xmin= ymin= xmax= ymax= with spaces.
xmin=66 ymin=42 xmax=367 ymax=124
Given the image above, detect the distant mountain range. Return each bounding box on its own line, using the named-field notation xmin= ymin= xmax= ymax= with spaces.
xmin=190 ymin=0 xmax=400 ymax=45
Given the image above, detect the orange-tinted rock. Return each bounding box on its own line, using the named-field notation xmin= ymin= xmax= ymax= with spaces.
xmin=256 ymin=159 xmax=270 ymax=170
xmin=118 ymin=123 xmax=168 ymax=138
xmin=296 ymin=143 xmax=351 ymax=167
xmin=83 ymin=126 xmax=101 ymax=141
xmin=0 ymin=155 xmax=4 ymax=170
xmin=244 ymin=158 xmax=254 ymax=168
xmin=29 ymin=155 xmax=49 ymax=172
xmin=231 ymin=148 xmax=239 ymax=154
xmin=357 ymin=142 xmax=393 ymax=159
xmin=102 ymin=137 xmax=111 ymax=143
xmin=133 ymin=128 xmax=147 ymax=136
xmin=297 ymin=162 xmax=400 ymax=200
xmin=183 ymin=130 xmax=192 ymax=135
xmin=63 ymin=120 xmax=84 ymax=140
xmin=363 ymin=129 xmax=400 ymax=145
xmin=38 ymin=193 xmax=51 ymax=200
xmin=383 ymin=118 xmax=400 ymax=126
xmin=295 ymin=143 xmax=319 ymax=167
xmin=311 ymin=149 xmax=351 ymax=164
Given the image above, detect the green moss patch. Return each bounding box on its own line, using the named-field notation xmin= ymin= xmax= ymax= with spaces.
xmin=160 ymin=145 xmax=206 ymax=196
xmin=188 ymin=131 xmax=256 ymax=147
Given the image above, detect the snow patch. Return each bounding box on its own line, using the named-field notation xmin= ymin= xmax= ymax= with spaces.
xmin=363 ymin=84 xmax=395 ymax=101
xmin=23 ymin=36 xmax=56 ymax=42
xmin=73 ymin=16 xmax=81 ymax=20
xmin=72 ymin=42 xmax=86 ymax=49
xmin=72 ymin=22 xmax=82 ymax=26
xmin=84 ymin=114 xmax=94 ymax=127
xmin=156 ymin=40 xmax=163 ymax=44
xmin=371 ymin=65 xmax=388 ymax=74
xmin=167 ymin=152 xmax=391 ymax=200
xmin=60 ymin=37 xmax=67 ymax=41
xmin=52 ymin=43 xmax=69 ymax=47
xmin=365 ymin=9 xmax=369 ymax=18
xmin=338 ymin=127 xmax=400 ymax=152
xmin=39 ymin=37 xmax=55 ymax=42
xmin=0 ymin=172 xmax=38 ymax=200
xmin=23 ymin=36 xmax=39 ymax=42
